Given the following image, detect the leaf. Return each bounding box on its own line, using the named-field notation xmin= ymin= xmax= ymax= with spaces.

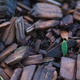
xmin=61 ymin=40 xmax=68 ymax=56
xmin=0 ymin=76 xmax=4 ymax=80
xmin=61 ymin=30 xmax=69 ymax=40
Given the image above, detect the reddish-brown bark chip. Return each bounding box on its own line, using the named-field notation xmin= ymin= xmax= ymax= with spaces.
xmin=60 ymin=57 xmax=75 ymax=80
xmin=20 ymin=65 xmax=36 ymax=80
xmin=0 ymin=43 xmax=18 ymax=62
xmin=31 ymin=3 xmax=63 ymax=19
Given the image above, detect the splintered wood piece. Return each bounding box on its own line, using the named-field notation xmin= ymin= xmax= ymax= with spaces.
xmin=33 ymin=65 xmax=44 ymax=80
xmin=0 ymin=68 xmax=9 ymax=80
xmin=23 ymin=16 xmax=33 ymax=22
xmin=74 ymin=1 xmax=80 ymax=21
xmin=4 ymin=46 xmax=29 ymax=65
xmin=76 ymin=54 xmax=80 ymax=79
xmin=60 ymin=15 xmax=73 ymax=26
xmin=1 ymin=17 xmax=17 ymax=45
xmin=20 ymin=65 xmax=36 ymax=80
xmin=35 ymin=39 xmax=41 ymax=52
xmin=60 ymin=57 xmax=75 ymax=80
xmin=0 ymin=22 xmax=10 ymax=28
xmin=21 ymin=54 xmax=43 ymax=66
xmin=40 ymin=65 xmax=56 ymax=80
xmin=17 ymin=2 xmax=31 ymax=11
xmin=0 ymin=43 xmax=18 ymax=62
xmin=26 ymin=21 xmax=38 ymax=33
xmin=4 ymin=67 xmax=14 ymax=78
xmin=60 ymin=30 xmax=69 ymax=40
xmin=47 ymin=39 xmax=77 ymax=58
xmin=15 ymin=16 xmax=25 ymax=42
xmin=31 ymin=3 xmax=63 ymax=19
xmin=34 ymin=20 xmax=59 ymax=29
xmin=10 ymin=68 xmax=23 ymax=80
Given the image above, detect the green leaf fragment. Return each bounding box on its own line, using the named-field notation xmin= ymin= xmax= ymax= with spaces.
xmin=0 ymin=76 xmax=4 ymax=80
xmin=61 ymin=40 xmax=68 ymax=57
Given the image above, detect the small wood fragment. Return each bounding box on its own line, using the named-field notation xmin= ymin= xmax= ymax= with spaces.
xmin=16 ymin=6 xmax=22 ymax=12
xmin=52 ymin=29 xmax=60 ymax=36
xmin=46 ymin=0 xmax=62 ymax=7
xmin=10 ymin=68 xmax=23 ymax=80
xmin=46 ymin=32 xmax=53 ymax=39
xmin=74 ymin=1 xmax=80 ymax=21
xmin=34 ymin=20 xmax=59 ymax=29
xmin=38 ymin=49 xmax=47 ymax=55
xmin=15 ymin=16 xmax=25 ymax=42
xmin=23 ymin=16 xmax=33 ymax=22
xmin=35 ymin=39 xmax=41 ymax=52
xmin=4 ymin=67 xmax=14 ymax=78
xmin=33 ymin=65 xmax=44 ymax=80
xmin=19 ymin=36 xmax=31 ymax=46
xmin=0 ymin=62 xmax=9 ymax=68
xmin=60 ymin=57 xmax=75 ymax=80
xmin=51 ymin=71 xmax=58 ymax=80
xmin=21 ymin=54 xmax=43 ymax=66
xmin=0 ymin=22 xmax=10 ymax=28
xmin=31 ymin=3 xmax=63 ymax=19
xmin=0 ymin=43 xmax=18 ymax=62
xmin=0 ymin=68 xmax=9 ymax=80
xmin=46 ymin=38 xmax=61 ymax=51
xmin=76 ymin=54 xmax=80 ymax=79
xmin=42 ymin=57 xmax=54 ymax=63
xmin=0 ymin=19 xmax=6 ymax=22
xmin=1 ymin=17 xmax=17 ymax=45
xmin=40 ymin=65 xmax=56 ymax=80
xmin=60 ymin=15 xmax=73 ymax=26
xmin=17 ymin=2 xmax=31 ymax=11
xmin=4 ymin=46 xmax=29 ymax=65
xmin=20 ymin=65 xmax=36 ymax=80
